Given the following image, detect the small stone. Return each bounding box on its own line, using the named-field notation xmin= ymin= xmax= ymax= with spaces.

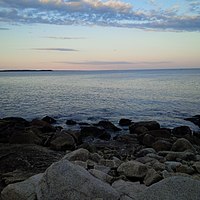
xmin=137 ymin=148 xmax=156 ymax=157
xmin=176 ymin=164 xmax=195 ymax=175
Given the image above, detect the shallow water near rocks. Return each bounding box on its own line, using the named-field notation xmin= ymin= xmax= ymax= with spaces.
xmin=0 ymin=68 xmax=200 ymax=131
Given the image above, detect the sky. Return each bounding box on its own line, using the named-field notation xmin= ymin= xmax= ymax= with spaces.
xmin=0 ymin=0 xmax=200 ymax=70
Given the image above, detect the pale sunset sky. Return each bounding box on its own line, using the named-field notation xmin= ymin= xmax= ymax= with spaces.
xmin=0 ymin=0 xmax=200 ymax=70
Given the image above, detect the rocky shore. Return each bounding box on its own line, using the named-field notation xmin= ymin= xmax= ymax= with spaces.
xmin=1 ymin=115 xmax=200 ymax=200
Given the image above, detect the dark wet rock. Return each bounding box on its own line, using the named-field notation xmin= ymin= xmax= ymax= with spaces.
xmin=147 ymin=129 xmax=171 ymax=139
xmin=9 ymin=130 xmax=42 ymax=145
xmin=133 ymin=126 xmax=148 ymax=135
xmin=185 ymin=115 xmax=200 ymax=128
xmin=66 ymin=119 xmax=77 ymax=125
xmin=171 ymin=138 xmax=196 ymax=153
xmin=130 ymin=121 xmax=160 ymax=134
xmin=97 ymin=120 xmax=121 ymax=132
xmin=1 ymin=117 xmax=29 ymax=127
xmin=67 ymin=130 xmax=82 ymax=145
xmin=152 ymin=140 xmax=172 ymax=152
xmin=142 ymin=134 xmax=155 ymax=147
xmin=31 ymin=119 xmax=56 ymax=133
xmin=119 ymin=118 xmax=132 ymax=126
xmin=50 ymin=132 xmax=76 ymax=151
xmin=165 ymin=151 xmax=196 ymax=161
xmin=115 ymin=134 xmax=138 ymax=144
xmin=42 ymin=116 xmax=56 ymax=124
xmin=79 ymin=122 xmax=90 ymax=126
xmin=0 ymin=144 xmax=64 ymax=195
xmin=137 ymin=148 xmax=156 ymax=157
xmin=81 ymin=126 xmax=111 ymax=140
xmin=172 ymin=126 xmax=192 ymax=136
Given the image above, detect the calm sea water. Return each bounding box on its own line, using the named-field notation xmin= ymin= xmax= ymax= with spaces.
xmin=0 ymin=69 xmax=200 ymax=130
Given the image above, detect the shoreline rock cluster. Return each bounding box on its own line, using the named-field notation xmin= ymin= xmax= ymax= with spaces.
xmin=0 ymin=115 xmax=200 ymax=199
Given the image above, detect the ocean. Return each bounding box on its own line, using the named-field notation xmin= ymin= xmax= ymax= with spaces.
xmin=0 ymin=68 xmax=200 ymax=131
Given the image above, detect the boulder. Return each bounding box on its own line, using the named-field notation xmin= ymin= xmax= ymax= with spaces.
xmin=193 ymin=162 xmax=200 ymax=173
xmin=137 ymin=148 xmax=156 ymax=157
xmin=176 ymin=164 xmax=195 ymax=175
xmin=81 ymin=126 xmax=111 ymax=140
xmin=172 ymin=126 xmax=192 ymax=136
xmin=137 ymin=176 xmax=200 ymax=200
xmin=112 ymin=180 xmax=147 ymax=199
xmin=66 ymin=119 xmax=77 ymax=125
xmin=185 ymin=115 xmax=200 ymax=128
xmin=165 ymin=151 xmax=196 ymax=161
xmin=134 ymin=126 xmax=148 ymax=135
xmin=97 ymin=120 xmax=121 ymax=131
xmin=42 ymin=116 xmax=56 ymax=124
xmin=50 ymin=133 xmax=76 ymax=151
xmin=147 ymin=129 xmax=171 ymax=139
xmin=144 ymin=168 xmax=162 ymax=186
xmin=117 ymin=161 xmax=147 ymax=178
xmin=36 ymin=159 xmax=119 ymax=200
xmin=31 ymin=119 xmax=55 ymax=133
xmin=142 ymin=134 xmax=155 ymax=147
xmin=89 ymin=169 xmax=113 ymax=184
xmin=9 ymin=130 xmax=42 ymax=145
xmin=119 ymin=118 xmax=132 ymax=126
xmin=152 ymin=140 xmax=172 ymax=152
xmin=171 ymin=138 xmax=196 ymax=153
xmin=1 ymin=173 xmax=43 ymax=200
xmin=130 ymin=121 xmax=160 ymax=133
xmin=63 ymin=148 xmax=89 ymax=162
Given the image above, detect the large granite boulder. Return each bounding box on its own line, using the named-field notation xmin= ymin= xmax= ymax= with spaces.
xmin=137 ymin=176 xmax=200 ymax=200
xmin=36 ymin=159 xmax=119 ymax=200
xmin=1 ymin=173 xmax=43 ymax=200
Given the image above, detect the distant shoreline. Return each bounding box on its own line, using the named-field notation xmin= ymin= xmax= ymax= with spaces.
xmin=0 ymin=70 xmax=53 ymax=72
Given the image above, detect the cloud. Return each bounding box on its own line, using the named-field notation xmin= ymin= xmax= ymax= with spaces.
xmin=0 ymin=27 xmax=9 ymax=30
xmin=0 ymin=0 xmax=199 ymax=31
xmin=32 ymin=48 xmax=78 ymax=51
xmin=45 ymin=36 xmax=85 ymax=40
xmin=58 ymin=60 xmax=171 ymax=65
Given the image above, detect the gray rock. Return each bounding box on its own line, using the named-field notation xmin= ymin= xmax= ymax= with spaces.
xmin=89 ymin=169 xmax=113 ymax=184
xmin=89 ymin=152 xmax=102 ymax=163
xmin=36 ymin=159 xmax=119 ymax=200
xmin=171 ymin=138 xmax=196 ymax=153
xmin=99 ymin=159 xmax=119 ymax=168
xmin=94 ymin=165 xmax=111 ymax=174
xmin=147 ymin=130 xmax=171 ymax=139
xmin=166 ymin=151 xmax=196 ymax=161
xmin=112 ymin=179 xmax=147 ymax=199
xmin=152 ymin=140 xmax=172 ymax=152
xmin=130 ymin=121 xmax=160 ymax=132
xmin=137 ymin=148 xmax=156 ymax=157
xmin=176 ymin=164 xmax=195 ymax=175
xmin=165 ymin=161 xmax=181 ymax=172
xmin=142 ymin=134 xmax=155 ymax=147
xmin=1 ymin=173 xmax=43 ymax=200
xmin=152 ymin=161 xmax=165 ymax=171
xmin=117 ymin=161 xmax=147 ymax=178
xmin=144 ymin=168 xmax=162 ymax=186
xmin=50 ymin=133 xmax=75 ymax=151
xmin=63 ymin=148 xmax=89 ymax=162
xmin=71 ymin=161 xmax=87 ymax=169
xmin=193 ymin=161 xmax=200 ymax=173
xmin=137 ymin=176 xmax=200 ymax=200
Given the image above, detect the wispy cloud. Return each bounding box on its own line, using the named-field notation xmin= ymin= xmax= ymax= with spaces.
xmin=45 ymin=36 xmax=85 ymax=40
xmin=58 ymin=60 xmax=172 ymax=66
xmin=32 ymin=48 xmax=78 ymax=52
xmin=0 ymin=27 xmax=9 ymax=30
xmin=0 ymin=0 xmax=199 ymax=31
